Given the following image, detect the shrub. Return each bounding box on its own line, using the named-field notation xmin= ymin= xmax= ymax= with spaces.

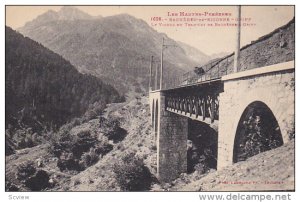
xmin=16 ymin=161 xmax=36 ymax=181
xmin=57 ymin=152 xmax=82 ymax=171
xmin=82 ymin=101 xmax=106 ymax=123
xmin=239 ymin=115 xmax=283 ymax=160
xmin=49 ymin=130 xmax=97 ymax=159
xmin=9 ymin=128 xmax=43 ymax=149
xmin=95 ymin=141 xmax=113 ymax=156
xmin=48 ymin=132 xmax=76 ymax=158
xmin=101 ymin=118 xmax=127 ymax=143
xmin=113 ymin=153 xmax=153 ymax=191
xmin=81 ymin=148 xmax=99 ymax=168
xmin=71 ymin=130 xmax=98 ymax=158
xmin=5 ymin=181 xmax=19 ymax=191
xmin=49 ymin=124 xmax=117 ymax=172
xmin=50 ymin=129 xmax=113 ymax=171
xmin=25 ymin=170 xmax=49 ymax=191
xmin=15 ymin=161 xmax=50 ymax=191
xmin=107 ymin=127 xmax=127 ymax=143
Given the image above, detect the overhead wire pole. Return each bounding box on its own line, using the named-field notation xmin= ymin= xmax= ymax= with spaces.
xmin=149 ymin=56 xmax=153 ymax=92
xmin=160 ymin=38 xmax=164 ymax=90
xmin=155 ymin=60 xmax=158 ymax=90
xmin=159 ymin=37 xmax=178 ymax=90
xmin=233 ymin=5 xmax=241 ymax=73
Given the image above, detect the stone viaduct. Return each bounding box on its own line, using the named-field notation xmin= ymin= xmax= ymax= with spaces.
xmin=149 ymin=18 xmax=295 ymax=182
xmin=149 ymin=61 xmax=294 ymax=182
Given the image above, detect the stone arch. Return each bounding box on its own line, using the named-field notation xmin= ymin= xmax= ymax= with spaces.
xmin=233 ymin=101 xmax=283 ymax=163
xmin=230 ymin=87 xmax=292 ymax=147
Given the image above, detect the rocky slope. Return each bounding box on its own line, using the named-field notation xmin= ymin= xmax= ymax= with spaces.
xmin=156 ymin=140 xmax=294 ymax=191
xmin=65 ymin=97 xmax=156 ymax=191
xmin=5 ymin=97 xmax=156 ymax=191
xmin=5 ymin=96 xmax=294 ymax=191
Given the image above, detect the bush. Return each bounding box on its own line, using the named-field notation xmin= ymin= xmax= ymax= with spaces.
xmin=57 ymin=152 xmax=82 ymax=171
xmin=239 ymin=115 xmax=283 ymax=160
xmin=48 ymin=132 xmax=76 ymax=158
xmin=25 ymin=170 xmax=49 ymax=191
xmin=49 ymin=121 xmax=120 ymax=172
xmin=15 ymin=161 xmax=50 ymax=191
xmin=16 ymin=161 xmax=36 ymax=181
xmin=50 ymin=129 xmax=113 ymax=171
xmin=100 ymin=118 xmax=127 ymax=143
xmin=81 ymin=148 xmax=99 ymax=168
xmin=5 ymin=181 xmax=19 ymax=191
xmin=113 ymin=153 xmax=153 ymax=191
xmin=49 ymin=130 xmax=97 ymax=159
xmin=71 ymin=130 xmax=98 ymax=158
xmin=16 ymin=135 xmax=34 ymax=149
xmin=8 ymin=128 xmax=42 ymax=150
xmin=95 ymin=141 xmax=113 ymax=156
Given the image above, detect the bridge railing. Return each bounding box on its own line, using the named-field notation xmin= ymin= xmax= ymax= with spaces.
xmin=166 ymin=53 xmax=234 ymax=89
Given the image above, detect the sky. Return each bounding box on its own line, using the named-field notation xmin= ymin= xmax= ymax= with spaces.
xmin=6 ymin=5 xmax=294 ymax=55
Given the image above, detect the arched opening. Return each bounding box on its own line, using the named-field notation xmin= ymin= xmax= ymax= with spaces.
xmin=154 ymin=99 xmax=159 ymax=140
xmin=233 ymin=101 xmax=283 ymax=163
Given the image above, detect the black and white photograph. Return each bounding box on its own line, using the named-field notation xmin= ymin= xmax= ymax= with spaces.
xmin=4 ymin=4 xmax=295 ymax=197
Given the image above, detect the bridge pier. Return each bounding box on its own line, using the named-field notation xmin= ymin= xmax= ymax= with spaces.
xmin=149 ymin=91 xmax=188 ymax=182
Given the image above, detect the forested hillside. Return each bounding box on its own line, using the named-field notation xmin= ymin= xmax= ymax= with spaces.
xmin=6 ymin=26 xmax=123 ymax=132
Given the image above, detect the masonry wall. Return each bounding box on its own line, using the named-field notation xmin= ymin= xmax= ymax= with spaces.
xmin=218 ymin=68 xmax=294 ymax=169
xmin=206 ymin=18 xmax=295 ymax=78
xmin=150 ymin=91 xmax=189 ymax=182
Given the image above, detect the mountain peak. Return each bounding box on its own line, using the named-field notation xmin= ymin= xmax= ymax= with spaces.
xmin=57 ymin=6 xmax=92 ymax=20
xmin=21 ymin=6 xmax=93 ymax=29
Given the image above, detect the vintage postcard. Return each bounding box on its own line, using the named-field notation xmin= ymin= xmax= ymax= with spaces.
xmin=5 ymin=5 xmax=295 ymax=194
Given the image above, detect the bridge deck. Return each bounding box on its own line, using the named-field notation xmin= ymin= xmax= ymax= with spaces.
xmin=161 ymin=77 xmax=222 ymax=92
